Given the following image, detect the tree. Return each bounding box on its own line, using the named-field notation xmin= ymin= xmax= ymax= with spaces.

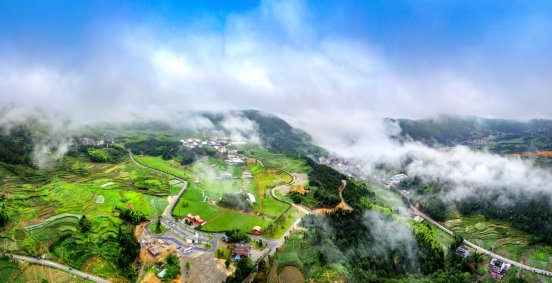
xmin=225 ymin=259 xmax=230 ymax=269
xmin=78 ymin=215 xmax=92 ymax=233
xmin=185 ymin=261 xmax=191 ymax=274
xmin=116 ymin=225 xmax=141 ymax=279
xmin=155 ymin=218 xmax=162 ymax=234
xmin=0 ymin=204 xmax=9 ymax=227
xmin=166 ymin=253 xmax=178 ymax=265
xmin=163 ymin=254 xmax=181 ymax=281
xmin=451 ymin=235 xmax=464 ymax=250
xmin=508 ymin=277 xmax=528 ymax=283
xmin=87 ymin=148 xmax=110 ymax=163
xmin=470 ymin=252 xmax=483 ymax=264
xmin=225 ymin=229 xmax=249 ymax=243
xmin=225 ymin=257 xmax=254 ymax=283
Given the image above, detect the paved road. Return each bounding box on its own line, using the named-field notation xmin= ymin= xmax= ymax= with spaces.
xmin=5 ymin=253 xmax=110 ymax=283
xmin=129 ymin=151 xmax=222 ymax=251
xmin=131 ymin=151 xmax=305 ymax=257
xmin=410 ymin=205 xmax=552 ymax=277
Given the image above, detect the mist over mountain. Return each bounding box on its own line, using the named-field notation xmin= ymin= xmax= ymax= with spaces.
xmin=390 ymin=115 xmax=552 ymax=153
xmin=2 ymin=1 xmax=552 ymax=282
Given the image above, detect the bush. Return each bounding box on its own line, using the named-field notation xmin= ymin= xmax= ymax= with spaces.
xmin=163 ymin=253 xmax=180 ymax=281
xmin=218 ymin=193 xmax=252 ymax=212
xmin=116 ymin=207 xmax=149 ymax=224
xmin=225 ymin=229 xmax=249 ymax=243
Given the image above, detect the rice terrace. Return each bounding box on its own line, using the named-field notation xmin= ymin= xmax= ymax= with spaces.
xmin=2 ymin=1 xmax=552 ymax=281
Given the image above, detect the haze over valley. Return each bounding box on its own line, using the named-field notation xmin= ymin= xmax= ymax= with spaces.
xmin=1 ymin=1 xmax=552 ymax=283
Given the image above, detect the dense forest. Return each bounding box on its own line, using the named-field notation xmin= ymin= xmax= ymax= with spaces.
xmin=0 ymin=125 xmax=34 ymax=166
xmin=291 ymin=179 xmax=469 ymax=282
xmin=456 ymin=192 xmax=552 ymax=244
xmin=289 ymin=158 xmax=344 ymax=208
xmin=124 ymin=139 xmax=179 ymax=157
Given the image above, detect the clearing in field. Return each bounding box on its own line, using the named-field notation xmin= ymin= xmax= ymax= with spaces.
xmin=201 ymin=211 xmax=271 ymax=232
xmin=279 ymin=266 xmax=305 ymax=283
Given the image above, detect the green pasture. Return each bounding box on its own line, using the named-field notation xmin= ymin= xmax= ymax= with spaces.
xmin=200 ymin=211 xmax=271 ymax=233
xmin=172 ymin=182 xmax=223 ymax=221
xmin=134 ymin=155 xmax=192 ymax=180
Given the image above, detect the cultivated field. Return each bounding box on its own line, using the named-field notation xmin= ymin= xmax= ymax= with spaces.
xmin=0 ymin=156 xmax=175 ymax=280
xmin=0 ymin=258 xmax=93 ymax=283
xmin=445 ymin=212 xmax=552 ymax=283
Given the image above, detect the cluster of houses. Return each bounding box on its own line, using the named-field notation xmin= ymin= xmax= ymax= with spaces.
xmin=455 ymin=246 xmax=470 ymax=259
xmin=453 ymin=246 xmax=511 ymax=280
xmin=488 ymin=258 xmax=510 ymax=279
xmin=180 ymin=137 xmax=230 ymax=154
xmin=465 ymin=136 xmax=495 ymax=146
xmin=318 ymin=156 xmax=365 ymax=179
xmin=405 ymin=210 xmax=424 ymax=222
xmin=385 ymin=173 xmax=408 ymax=188
xmin=81 ymin=135 xmax=111 ymax=146
xmin=232 ymin=242 xmax=251 ymax=261
xmin=143 ymin=239 xmax=161 ymax=257
xmin=226 ymin=154 xmax=245 ymax=165
xmin=399 ymin=189 xmax=412 ymax=200
xmin=185 ymin=214 xmax=206 ymax=227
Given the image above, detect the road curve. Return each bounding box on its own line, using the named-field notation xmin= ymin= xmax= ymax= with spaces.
xmin=410 ymin=205 xmax=552 ymax=277
xmin=131 ymin=151 xmax=306 ymax=256
xmin=5 ymin=253 xmax=111 ymax=283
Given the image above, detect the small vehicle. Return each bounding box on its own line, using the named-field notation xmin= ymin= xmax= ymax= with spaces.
xmin=183 ymin=247 xmax=193 ymax=254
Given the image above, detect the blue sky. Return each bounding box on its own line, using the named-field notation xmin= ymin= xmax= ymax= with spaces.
xmin=1 ymin=0 xmax=552 ymax=127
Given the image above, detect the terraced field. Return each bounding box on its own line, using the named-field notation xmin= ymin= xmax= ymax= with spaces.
xmin=0 ymin=156 xmax=176 ymax=280
xmin=0 ymin=258 xmax=91 ymax=283
xmin=445 ymin=212 xmax=552 ymax=282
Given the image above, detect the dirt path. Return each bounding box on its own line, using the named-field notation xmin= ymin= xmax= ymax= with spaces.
xmin=313 ymin=180 xmax=353 ymax=214
xmin=338 ymin=180 xmax=353 ymax=211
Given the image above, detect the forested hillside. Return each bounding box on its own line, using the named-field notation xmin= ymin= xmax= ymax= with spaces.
xmin=202 ymin=110 xmax=326 ymax=158
xmin=392 ymin=115 xmax=552 ymax=153
xmin=0 ymin=125 xmax=34 ymax=166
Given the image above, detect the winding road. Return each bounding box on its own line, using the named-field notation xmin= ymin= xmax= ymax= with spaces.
xmin=129 ymin=152 xmax=301 ymax=257
xmin=410 ymin=205 xmax=552 ymax=277
xmin=4 ymin=253 xmax=110 ymax=283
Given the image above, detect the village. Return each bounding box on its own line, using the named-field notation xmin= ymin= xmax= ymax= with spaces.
xmin=127 ymin=140 xmax=306 ymax=282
